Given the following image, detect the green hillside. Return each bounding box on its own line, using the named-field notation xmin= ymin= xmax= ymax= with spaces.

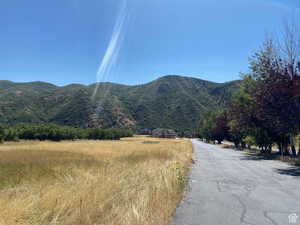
xmin=0 ymin=75 xmax=240 ymax=134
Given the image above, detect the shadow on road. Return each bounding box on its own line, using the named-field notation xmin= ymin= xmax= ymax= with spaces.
xmin=239 ymin=153 xmax=279 ymax=161
xmin=275 ymin=167 xmax=300 ymax=177
xmin=238 ymin=153 xmax=300 ymax=177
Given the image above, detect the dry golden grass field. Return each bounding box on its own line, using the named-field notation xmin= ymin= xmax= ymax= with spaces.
xmin=0 ymin=136 xmax=193 ymax=225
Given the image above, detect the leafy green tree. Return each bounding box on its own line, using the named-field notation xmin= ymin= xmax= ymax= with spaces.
xmin=198 ymin=110 xmax=229 ymax=144
xmin=0 ymin=125 xmax=5 ymax=143
xmin=228 ymin=36 xmax=300 ymax=154
xmin=211 ymin=110 xmax=230 ymax=144
xmin=4 ymin=128 xmax=19 ymax=141
xmin=198 ymin=113 xmax=214 ymax=142
xmin=226 ymin=75 xmax=257 ymax=149
xmin=243 ymin=136 xmax=256 ymax=149
xmin=250 ymin=41 xmax=300 ymax=155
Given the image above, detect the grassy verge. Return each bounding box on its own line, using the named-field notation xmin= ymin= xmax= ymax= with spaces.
xmin=0 ymin=137 xmax=193 ymax=225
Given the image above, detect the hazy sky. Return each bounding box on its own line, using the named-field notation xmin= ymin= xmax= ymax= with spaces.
xmin=0 ymin=0 xmax=299 ymax=85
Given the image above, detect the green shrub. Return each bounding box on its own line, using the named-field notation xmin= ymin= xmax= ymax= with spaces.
xmin=0 ymin=123 xmax=133 ymax=142
xmin=0 ymin=125 xmax=5 ymax=143
xmin=243 ymin=136 xmax=256 ymax=149
xmin=4 ymin=128 xmax=19 ymax=141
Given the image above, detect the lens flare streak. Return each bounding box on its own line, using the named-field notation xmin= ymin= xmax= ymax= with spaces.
xmin=92 ymin=0 xmax=129 ymax=100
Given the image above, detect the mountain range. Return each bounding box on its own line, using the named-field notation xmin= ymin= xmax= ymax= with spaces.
xmin=0 ymin=75 xmax=240 ymax=135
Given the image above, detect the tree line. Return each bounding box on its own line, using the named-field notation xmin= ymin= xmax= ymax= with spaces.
xmin=0 ymin=123 xmax=133 ymax=142
xmin=199 ymin=21 xmax=300 ymax=156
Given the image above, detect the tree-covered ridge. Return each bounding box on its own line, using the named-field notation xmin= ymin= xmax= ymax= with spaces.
xmin=0 ymin=76 xmax=240 ymax=134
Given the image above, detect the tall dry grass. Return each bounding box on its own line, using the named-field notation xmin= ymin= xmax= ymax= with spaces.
xmin=0 ymin=137 xmax=192 ymax=225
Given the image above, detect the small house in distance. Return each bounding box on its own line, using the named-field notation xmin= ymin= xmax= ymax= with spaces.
xmin=137 ymin=128 xmax=152 ymax=135
xmin=152 ymin=128 xmax=177 ymax=139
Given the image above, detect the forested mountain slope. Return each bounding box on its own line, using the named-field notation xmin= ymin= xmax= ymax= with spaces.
xmin=0 ymin=75 xmax=240 ymax=133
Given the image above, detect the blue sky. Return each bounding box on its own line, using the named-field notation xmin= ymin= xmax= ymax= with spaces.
xmin=0 ymin=0 xmax=299 ymax=86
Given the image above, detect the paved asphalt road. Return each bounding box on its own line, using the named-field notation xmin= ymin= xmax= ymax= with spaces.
xmin=172 ymin=140 xmax=300 ymax=225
